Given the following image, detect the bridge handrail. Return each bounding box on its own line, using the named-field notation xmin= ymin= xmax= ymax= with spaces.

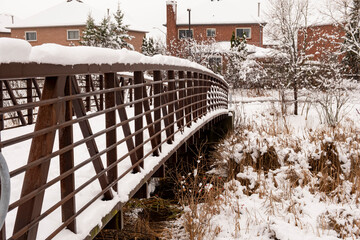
xmin=0 ymin=40 xmax=229 ymax=240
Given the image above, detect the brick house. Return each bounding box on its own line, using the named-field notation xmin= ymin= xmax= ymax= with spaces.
xmin=7 ymin=1 xmax=147 ymax=52
xmin=298 ymin=23 xmax=345 ymax=62
xmin=166 ymin=0 xmax=266 ymax=55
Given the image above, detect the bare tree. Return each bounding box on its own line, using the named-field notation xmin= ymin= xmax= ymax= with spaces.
xmin=265 ymin=0 xmax=311 ymax=115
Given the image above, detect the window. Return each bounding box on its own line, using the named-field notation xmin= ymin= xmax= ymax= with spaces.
xmin=236 ymin=28 xmax=251 ymax=39
xmin=25 ymin=31 xmax=37 ymax=41
xmin=208 ymin=56 xmax=222 ymax=73
xmin=206 ymin=28 xmax=216 ymax=37
xmin=67 ymin=30 xmax=80 ymax=40
xmin=179 ymin=29 xmax=193 ymax=39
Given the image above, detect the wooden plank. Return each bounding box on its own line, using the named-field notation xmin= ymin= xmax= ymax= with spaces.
xmin=26 ymin=79 xmax=33 ymax=125
xmin=13 ymin=76 xmax=66 ymax=240
xmin=141 ymin=74 xmax=159 ymax=157
xmin=105 ymin=73 xmax=118 ymax=192
xmin=114 ymin=78 xmax=140 ymax=173
xmin=59 ymin=77 xmax=76 ymax=233
xmin=70 ymin=77 xmax=113 ymax=200
xmin=186 ymin=72 xmax=193 ymax=127
xmin=153 ymin=71 xmax=162 ymax=153
xmin=134 ymin=71 xmax=144 ymax=169
xmin=3 ymin=80 xmax=27 ymax=126
xmin=167 ymin=71 xmax=175 ymax=141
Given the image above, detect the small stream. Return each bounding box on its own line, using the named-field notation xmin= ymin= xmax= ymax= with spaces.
xmin=95 ymin=121 xmax=231 ymax=240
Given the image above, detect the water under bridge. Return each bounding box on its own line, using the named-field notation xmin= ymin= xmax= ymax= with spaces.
xmin=0 ymin=43 xmax=230 ymax=239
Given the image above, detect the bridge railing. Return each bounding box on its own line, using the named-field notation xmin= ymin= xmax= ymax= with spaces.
xmin=0 ymin=46 xmax=228 ymax=240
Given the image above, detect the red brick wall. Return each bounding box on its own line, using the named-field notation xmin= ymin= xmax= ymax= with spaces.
xmin=0 ymin=32 xmax=11 ymax=38
xmin=298 ymin=24 xmax=345 ymax=61
xmin=167 ymin=2 xmax=178 ymax=54
xmin=11 ymin=26 xmax=85 ymax=46
xmin=176 ymin=24 xmax=263 ymax=46
xmin=129 ymin=31 xmax=146 ymax=52
xmin=10 ymin=26 xmax=145 ymax=52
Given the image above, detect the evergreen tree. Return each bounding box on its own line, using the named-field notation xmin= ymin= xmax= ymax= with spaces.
xmin=141 ymin=37 xmax=156 ymax=56
xmin=97 ymin=16 xmax=112 ymax=48
xmin=343 ymin=0 xmax=360 ymax=77
xmin=80 ymin=14 xmax=99 ymax=46
xmin=111 ymin=4 xmax=133 ymax=50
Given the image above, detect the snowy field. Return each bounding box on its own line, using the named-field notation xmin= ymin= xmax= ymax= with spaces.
xmin=168 ymin=88 xmax=360 ymax=240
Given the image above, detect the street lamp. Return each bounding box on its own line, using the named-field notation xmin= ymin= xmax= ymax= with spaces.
xmin=187 ymin=8 xmax=192 ymax=38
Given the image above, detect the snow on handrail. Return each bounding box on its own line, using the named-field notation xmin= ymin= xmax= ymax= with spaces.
xmin=0 ymin=38 xmax=227 ymax=86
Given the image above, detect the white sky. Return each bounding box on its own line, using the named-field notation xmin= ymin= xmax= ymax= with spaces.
xmin=0 ymin=0 xmax=167 ymax=40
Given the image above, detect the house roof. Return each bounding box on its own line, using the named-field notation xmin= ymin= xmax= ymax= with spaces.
xmin=175 ymin=0 xmax=267 ymax=25
xmin=8 ymin=1 xmax=147 ymax=33
xmin=0 ymin=14 xmax=19 ymax=33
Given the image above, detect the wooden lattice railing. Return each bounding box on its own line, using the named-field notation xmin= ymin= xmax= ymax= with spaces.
xmin=0 ymin=61 xmax=228 ymax=240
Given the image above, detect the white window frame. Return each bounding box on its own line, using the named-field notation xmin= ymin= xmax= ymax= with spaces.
xmin=25 ymin=31 xmax=37 ymax=42
xmin=67 ymin=29 xmax=80 ymax=40
xmin=178 ymin=29 xmax=194 ymax=39
xmin=235 ymin=28 xmax=251 ymax=39
xmin=206 ymin=28 xmax=216 ymax=38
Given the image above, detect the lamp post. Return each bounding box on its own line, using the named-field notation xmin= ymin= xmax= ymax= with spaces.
xmin=187 ymin=8 xmax=192 ymax=38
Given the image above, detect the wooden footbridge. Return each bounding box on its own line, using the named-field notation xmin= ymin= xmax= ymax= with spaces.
xmin=0 ymin=49 xmax=229 ymax=239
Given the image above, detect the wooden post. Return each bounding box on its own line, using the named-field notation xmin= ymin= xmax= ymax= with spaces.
xmin=153 ymin=71 xmax=162 ymax=152
xmin=129 ymin=78 xmax=133 ymax=107
xmin=134 ymin=72 xmax=143 ymax=169
xmin=193 ymin=72 xmax=198 ymax=121
xmin=13 ymin=76 xmax=66 ymax=240
xmin=26 ymin=79 xmax=33 ymax=125
xmin=85 ymin=75 xmax=91 ymax=112
xmin=99 ymin=75 xmax=104 ymax=111
xmin=59 ymin=77 xmax=76 ymax=233
xmin=178 ymin=71 xmax=185 ymax=129
xmin=105 ymin=73 xmax=118 ymax=191
xmin=186 ymin=72 xmax=192 ymax=127
xmin=70 ymin=77 xmax=113 ymax=201
xmin=167 ymin=71 xmax=175 ymax=141
xmin=114 ymin=78 xmax=140 ymax=173
xmin=141 ymin=75 xmax=159 ymax=157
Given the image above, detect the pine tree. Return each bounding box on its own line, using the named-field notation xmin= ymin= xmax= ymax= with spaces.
xmin=80 ymin=14 xmax=99 ymax=46
xmin=111 ymin=4 xmax=133 ymax=50
xmin=97 ymin=16 xmax=112 ymax=48
xmin=141 ymin=37 xmax=156 ymax=56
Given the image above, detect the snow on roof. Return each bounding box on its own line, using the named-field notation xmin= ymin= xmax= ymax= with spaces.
xmin=175 ymin=0 xmax=267 ymax=25
xmin=8 ymin=1 xmax=147 ymax=33
xmin=0 ymin=14 xmax=19 ymax=33
xmin=0 ymin=38 xmax=224 ymax=81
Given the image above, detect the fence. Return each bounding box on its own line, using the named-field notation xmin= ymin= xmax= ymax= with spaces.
xmin=0 ymin=59 xmax=228 ymax=239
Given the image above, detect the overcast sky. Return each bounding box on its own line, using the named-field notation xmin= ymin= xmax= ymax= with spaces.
xmin=0 ymin=0 xmax=167 ymax=39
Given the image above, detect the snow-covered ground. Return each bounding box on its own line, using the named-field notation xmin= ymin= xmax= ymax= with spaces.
xmin=169 ymin=88 xmax=360 ymax=240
